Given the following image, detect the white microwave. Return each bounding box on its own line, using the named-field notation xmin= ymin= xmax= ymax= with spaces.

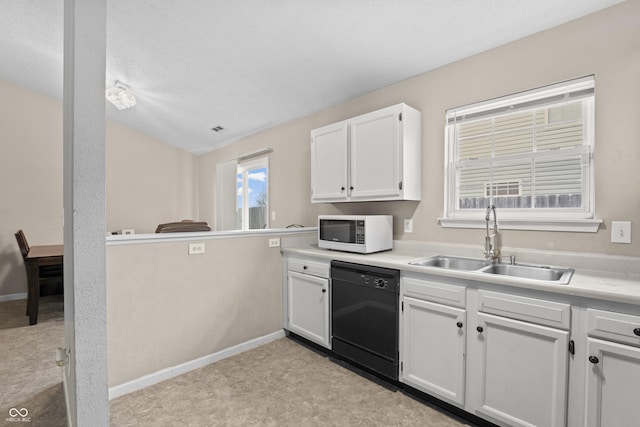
xmin=318 ymin=215 xmax=393 ymax=254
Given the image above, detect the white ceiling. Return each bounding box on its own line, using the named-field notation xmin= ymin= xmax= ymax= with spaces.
xmin=0 ymin=0 xmax=625 ymax=154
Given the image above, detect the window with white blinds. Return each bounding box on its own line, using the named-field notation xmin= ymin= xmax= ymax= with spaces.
xmin=443 ymin=76 xmax=598 ymax=231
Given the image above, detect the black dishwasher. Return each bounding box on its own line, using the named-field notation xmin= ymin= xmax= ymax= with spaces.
xmin=331 ymin=260 xmax=400 ymax=382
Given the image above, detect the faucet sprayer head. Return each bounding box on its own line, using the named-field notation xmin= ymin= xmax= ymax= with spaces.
xmin=485 ymin=204 xmax=496 ymax=221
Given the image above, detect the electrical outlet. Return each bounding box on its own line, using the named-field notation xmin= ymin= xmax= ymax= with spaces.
xmin=268 ymin=238 xmax=281 ymax=248
xmin=188 ymin=243 xmax=206 ymax=255
xmin=56 ymin=347 xmax=66 ymax=367
xmin=611 ymin=221 xmax=631 ymax=244
xmin=404 ymin=219 xmax=413 ymax=233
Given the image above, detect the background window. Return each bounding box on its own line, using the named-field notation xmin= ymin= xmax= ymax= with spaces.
xmin=443 ymin=76 xmax=598 ymax=231
xmin=236 ymin=157 xmax=269 ymax=230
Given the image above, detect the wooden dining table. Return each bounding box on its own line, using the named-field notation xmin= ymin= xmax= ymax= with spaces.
xmin=25 ymin=244 xmax=63 ymax=325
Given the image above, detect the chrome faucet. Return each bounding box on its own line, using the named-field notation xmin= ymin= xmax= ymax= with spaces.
xmin=484 ymin=205 xmax=500 ymax=262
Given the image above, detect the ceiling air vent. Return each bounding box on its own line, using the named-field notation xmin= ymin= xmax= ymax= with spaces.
xmin=211 ymin=126 xmax=224 ymax=132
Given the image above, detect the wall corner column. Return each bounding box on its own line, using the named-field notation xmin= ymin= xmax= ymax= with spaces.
xmin=63 ymin=0 xmax=109 ymax=425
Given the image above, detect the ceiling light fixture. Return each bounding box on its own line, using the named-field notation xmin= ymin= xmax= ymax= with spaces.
xmin=105 ymin=81 xmax=136 ymax=110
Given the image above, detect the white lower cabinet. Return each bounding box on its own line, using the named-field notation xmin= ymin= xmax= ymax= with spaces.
xmin=583 ymin=309 xmax=640 ymax=427
xmin=470 ymin=312 xmax=569 ymax=427
xmin=400 ymin=276 xmax=467 ymax=406
xmin=584 ymin=338 xmax=640 ymax=427
xmin=468 ymin=290 xmax=571 ymax=427
xmin=282 ymin=257 xmax=640 ymax=427
xmin=400 ymin=277 xmax=571 ymax=426
xmin=286 ymin=258 xmax=330 ymax=349
xmin=401 ymin=296 xmax=466 ymax=406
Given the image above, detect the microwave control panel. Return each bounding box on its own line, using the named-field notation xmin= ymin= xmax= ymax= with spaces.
xmin=355 ymin=221 xmax=365 ymax=244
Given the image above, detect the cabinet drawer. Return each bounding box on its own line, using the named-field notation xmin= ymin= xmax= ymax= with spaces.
xmin=288 ymin=258 xmax=330 ymax=278
xmin=403 ymin=276 xmax=465 ymax=308
xmin=478 ymin=290 xmax=571 ymax=330
xmin=587 ymin=308 xmax=640 ymax=347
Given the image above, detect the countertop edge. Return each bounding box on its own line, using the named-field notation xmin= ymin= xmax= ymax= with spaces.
xmin=282 ymin=244 xmax=640 ymax=307
xmin=106 ymin=227 xmax=317 ymax=246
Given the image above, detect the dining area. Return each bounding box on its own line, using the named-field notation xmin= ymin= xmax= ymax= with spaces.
xmin=13 ymin=230 xmax=63 ymax=325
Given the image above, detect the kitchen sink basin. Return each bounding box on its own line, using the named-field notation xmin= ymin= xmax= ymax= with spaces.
xmin=409 ymin=255 xmax=574 ymax=285
xmin=479 ymin=263 xmax=574 ymax=284
xmin=409 ymin=256 xmax=490 ymax=271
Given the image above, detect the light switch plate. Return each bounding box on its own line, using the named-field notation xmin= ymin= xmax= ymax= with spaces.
xmin=611 ymin=221 xmax=631 ymax=244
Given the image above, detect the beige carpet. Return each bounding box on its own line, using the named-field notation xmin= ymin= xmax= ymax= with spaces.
xmin=0 ymin=294 xmax=66 ymax=427
xmin=1 ymin=295 xmax=471 ymax=426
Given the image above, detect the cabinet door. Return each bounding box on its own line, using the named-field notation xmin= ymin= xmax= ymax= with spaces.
xmin=471 ymin=312 xmax=569 ymax=427
xmin=310 ymin=122 xmax=349 ymax=202
xmin=585 ymin=338 xmax=640 ymax=427
xmin=401 ymin=296 xmax=466 ymax=406
xmin=349 ymin=106 xmax=401 ymax=200
xmin=287 ymin=271 xmax=330 ymax=348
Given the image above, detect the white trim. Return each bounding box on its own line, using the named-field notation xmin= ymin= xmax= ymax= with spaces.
xmin=215 ymin=158 xmax=239 ymax=232
xmin=439 ymin=217 xmax=602 ymax=233
xmin=108 ymin=330 xmax=286 ymax=400
xmin=446 ymin=75 xmax=595 ymax=121
xmin=0 ymin=292 xmax=27 ymax=302
xmin=106 ymin=227 xmax=316 ymax=246
xmin=237 ymin=147 xmax=273 ymax=162
xmin=62 ymin=367 xmax=72 ymax=427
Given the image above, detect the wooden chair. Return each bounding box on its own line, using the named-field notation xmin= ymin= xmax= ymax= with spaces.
xmin=15 ymin=230 xmax=63 ymax=317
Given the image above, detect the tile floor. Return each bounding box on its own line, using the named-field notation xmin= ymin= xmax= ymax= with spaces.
xmin=0 ymin=295 xmax=66 ymax=427
xmin=1 ymin=295 xmax=472 ymax=426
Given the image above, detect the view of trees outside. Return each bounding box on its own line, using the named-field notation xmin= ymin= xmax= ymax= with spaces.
xmin=236 ymin=166 xmax=268 ymax=229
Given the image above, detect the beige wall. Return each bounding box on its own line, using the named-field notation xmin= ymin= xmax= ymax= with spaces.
xmin=0 ymin=80 xmax=197 ymax=297
xmin=106 ymin=235 xmax=284 ymax=386
xmin=106 ymin=122 xmax=197 ymax=235
xmin=0 ymin=80 xmax=64 ymax=296
xmin=199 ymin=0 xmax=640 ymax=257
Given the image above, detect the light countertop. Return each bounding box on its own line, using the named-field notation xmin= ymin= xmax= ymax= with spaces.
xmin=282 ymin=240 xmax=640 ymax=307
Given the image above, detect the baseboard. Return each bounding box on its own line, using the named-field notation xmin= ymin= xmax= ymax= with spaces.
xmin=108 ymin=329 xmax=286 ymax=400
xmin=0 ymin=292 xmax=27 ymax=302
xmin=62 ymin=368 xmax=72 ymax=427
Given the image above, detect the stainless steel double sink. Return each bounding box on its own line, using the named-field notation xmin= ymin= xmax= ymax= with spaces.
xmin=409 ymin=255 xmax=574 ymax=285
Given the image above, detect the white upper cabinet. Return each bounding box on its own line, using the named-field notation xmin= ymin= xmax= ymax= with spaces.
xmin=310 ymin=103 xmax=421 ymax=203
xmin=350 ymin=107 xmax=402 ymax=200
xmin=310 ymin=122 xmax=349 ymax=202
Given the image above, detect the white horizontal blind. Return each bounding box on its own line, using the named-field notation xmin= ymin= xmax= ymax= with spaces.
xmin=445 ymin=76 xmax=594 ymax=219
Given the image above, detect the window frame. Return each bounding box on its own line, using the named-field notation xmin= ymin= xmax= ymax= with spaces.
xmin=440 ymin=76 xmax=602 ymax=232
xmin=236 ymin=156 xmax=269 ymax=230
